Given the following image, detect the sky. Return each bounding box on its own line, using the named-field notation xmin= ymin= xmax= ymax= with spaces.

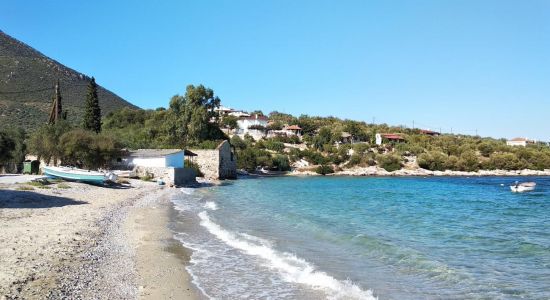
xmin=1 ymin=0 xmax=549 ymax=140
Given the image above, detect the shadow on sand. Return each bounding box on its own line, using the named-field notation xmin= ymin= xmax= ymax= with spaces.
xmin=0 ymin=190 xmax=88 ymax=209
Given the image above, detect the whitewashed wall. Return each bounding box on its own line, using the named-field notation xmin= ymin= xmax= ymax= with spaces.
xmin=132 ymin=157 xmax=166 ymax=168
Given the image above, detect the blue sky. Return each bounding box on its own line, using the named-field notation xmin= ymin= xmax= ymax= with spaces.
xmin=2 ymin=0 xmax=549 ymax=140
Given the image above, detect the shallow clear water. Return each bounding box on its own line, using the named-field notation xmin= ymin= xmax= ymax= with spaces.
xmin=171 ymin=176 xmax=550 ymax=299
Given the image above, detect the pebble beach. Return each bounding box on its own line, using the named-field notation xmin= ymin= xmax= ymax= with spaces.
xmin=0 ymin=177 xmax=199 ymax=299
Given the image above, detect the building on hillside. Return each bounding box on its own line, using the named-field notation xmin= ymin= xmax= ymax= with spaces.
xmin=214 ymin=106 xmax=235 ymax=116
xmin=191 ymin=140 xmax=237 ymax=180
xmin=376 ymin=133 xmax=405 ymax=145
xmin=506 ymin=137 xmax=534 ymax=147
xmin=420 ymin=129 xmax=440 ymax=136
xmin=236 ymin=114 xmax=268 ymax=140
xmin=228 ymin=111 xmax=250 ymax=118
xmin=269 ymin=125 xmax=303 ymax=138
xmin=283 ymin=125 xmax=302 ymax=136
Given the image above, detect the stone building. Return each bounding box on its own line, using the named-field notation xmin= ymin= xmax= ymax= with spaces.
xmin=191 ymin=140 xmax=237 ymax=180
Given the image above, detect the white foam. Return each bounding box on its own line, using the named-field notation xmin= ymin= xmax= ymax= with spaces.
xmin=198 ymin=211 xmax=377 ymax=300
xmin=180 ymin=187 xmax=195 ymax=195
xmin=203 ymin=201 xmax=219 ymax=211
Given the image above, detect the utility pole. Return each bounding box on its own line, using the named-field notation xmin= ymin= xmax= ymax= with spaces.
xmin=372 ymin=117 xmax=375 ymax=125
xmin=412 ymin=120 xmax=415 ymax=129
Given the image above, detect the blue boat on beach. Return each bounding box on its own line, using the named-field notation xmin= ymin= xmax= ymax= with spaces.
xmin=43 ymin=166 xmax=116 ymax=184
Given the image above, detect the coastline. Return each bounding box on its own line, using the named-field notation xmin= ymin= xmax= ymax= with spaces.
xmin=0 ymin=177 xmax=200 ymax=299
xmin=124 ymin=188 xmax=201 ymax=299
xmin=289 ymin=166 xmax=550 ymax=177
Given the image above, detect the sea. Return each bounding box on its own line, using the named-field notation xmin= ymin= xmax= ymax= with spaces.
xmin=170 ymin=176 xmax=550 ymax=299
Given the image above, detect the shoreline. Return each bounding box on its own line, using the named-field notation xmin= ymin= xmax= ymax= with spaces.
xmin=124 ymin=188 xmax=202 ymax=299
xmin=288 ymin=167 xmax=550 ymax=177
xmin=0 ymin=177 xmax=201 ymax=299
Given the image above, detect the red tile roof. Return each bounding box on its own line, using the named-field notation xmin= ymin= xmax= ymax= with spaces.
xmin=420 ymin=129 xmax=439 ymax=135
xmin=284 ymin=125 xmax=302 ymax=130
xmin=381 ymin=133 xmax=405 ymax=140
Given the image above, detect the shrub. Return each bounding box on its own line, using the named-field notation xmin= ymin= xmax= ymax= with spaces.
xmin=17 ymin=185 xmax=34 ymax=191
xmin=57 ymin=183 xmax=71 ymax=189
xmin=264 ymin=140 xmax=285 ymax=152
xmin=417 ymin=151 xmax=448 ymax=171
xmin=456 ymin=150 xmax=479 ymax=172
xmin=346 ymin=154 xmax=363 ymax=168
xmin=487 ymin=152 xmax=521 ymax=170
xmin=377 ymin=154 xmax=402 ymax=172
xmin=316 ymin=165 xmax=334 ymax=175
xmin=272 ymin=155 xmax=291 ymax=171
xmin=140 ymin=173 xmax=154 ymax=181
xmin=59 ymin=129 xmax=120 ymax=169
xmin=230 ymin=135 xmax=247 ymax=150
xmin=186 ymin=160 xmax=204 ymax=177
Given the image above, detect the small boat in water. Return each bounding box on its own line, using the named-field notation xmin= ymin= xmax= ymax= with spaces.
xmin=43 ymin=166 xmax=117 ymax=184
xmin=510 ymin=181 xmax=536 ymax=193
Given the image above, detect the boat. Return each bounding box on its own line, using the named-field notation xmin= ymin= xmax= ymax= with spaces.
xmin=510 ymin=181 xmax=536 ymax=193
xmin=43 ymin=166 xmax=117 ymax=184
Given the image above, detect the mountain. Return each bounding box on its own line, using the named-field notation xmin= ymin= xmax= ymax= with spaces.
xmin=0 ymin=30 xmax=138 ymax=131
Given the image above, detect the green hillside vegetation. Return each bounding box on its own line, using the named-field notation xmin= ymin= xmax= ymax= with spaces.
xmin=103 ymin=104 xmax=550 ymax=173
xmin=0 ymin=30 xmax=136 ymax=131
xmin=229 ymin=112 xmax=550 ymax=173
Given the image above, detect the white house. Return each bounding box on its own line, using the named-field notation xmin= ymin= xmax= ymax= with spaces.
xmin=506 ymin=137 xmax=533 ymax=147
xmin=228 ymin=111 xmax=250 ymax=118
xmin=129 ymin=149 xmax=186 ymax=168
xmin=237 ymin=114 xmax=268 ymax=134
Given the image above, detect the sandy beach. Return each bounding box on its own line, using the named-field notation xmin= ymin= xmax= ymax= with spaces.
xmin=0 ymin=176 xmax=199 ymax=299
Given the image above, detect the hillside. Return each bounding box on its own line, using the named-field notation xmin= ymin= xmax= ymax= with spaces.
xmin=0 ymin=30 xmax=137 ymax=131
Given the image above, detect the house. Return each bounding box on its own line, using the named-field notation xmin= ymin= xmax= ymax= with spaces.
xmin=129 ymin=149 xmax=187 ymax=168
xmin=237 ymin=114 xmax=268 ymax=133
xmin=376 ymin=133 xmax=405 ymax=145
xmin=420 ymin=129 xmax=440 ymax=136
xmin=506 ymin=137 xmax=534 ymax=147
xmin=237 ymin=114 xmax=268 ymax=140
xmin=228 ymin=111 xmax=250 ymax=118
xmin=282 ymin=125 xmax=302 ymax=136
xmin=119 ymin=149 xmax=197 ymax=185
xmin=214 ymin=106 xmax=235 ymax=116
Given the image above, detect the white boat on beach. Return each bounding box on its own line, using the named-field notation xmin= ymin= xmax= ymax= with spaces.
xmin=43 ymin=166 xmax=117 ymax=184
xmin=510 ymin=181 xmax=536 ymax=193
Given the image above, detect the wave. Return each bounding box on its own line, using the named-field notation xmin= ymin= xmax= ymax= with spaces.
xmin=198 ymin=211 xmax=377 ymax=300
xmin=180 ymin=187 xmax=195 ymax=195
xmin=203 ymin=201 xmax=219 ymax=211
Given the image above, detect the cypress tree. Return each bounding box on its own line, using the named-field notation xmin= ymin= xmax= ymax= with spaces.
xmin=83 ymin=77 xmax=101 ymax=133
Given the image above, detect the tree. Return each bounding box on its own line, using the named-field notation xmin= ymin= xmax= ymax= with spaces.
xmin=27 ymin=121 xmax=72 ymax=165
xmin=59 ymin=129 xmax=120 ymax=169
xmin=83 ymin=77 xmax=102 ymax=133
xmin=165 ymin=84 xmax=224 ymax=147
xmin=221 ymin=115 xmax=238 ymax=129
xmin=0 ymin=131 xmax=16 ymax=163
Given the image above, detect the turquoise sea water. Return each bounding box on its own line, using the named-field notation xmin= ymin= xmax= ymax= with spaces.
xmin=171 ymin=176 xmax=550 ymax=299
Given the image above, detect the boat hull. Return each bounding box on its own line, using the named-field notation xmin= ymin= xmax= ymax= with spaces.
xmin=510 ymin=185 xmax=536 ymax=193
xmin=43 ymin=167 xmax=106 ymax=184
